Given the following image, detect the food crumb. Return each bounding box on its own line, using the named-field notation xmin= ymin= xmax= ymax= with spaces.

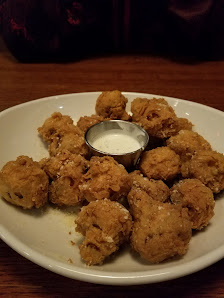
xmin=68 ymin=258 xmax=73 ymax=264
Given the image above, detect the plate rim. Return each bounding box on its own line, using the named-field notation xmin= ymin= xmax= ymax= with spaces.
xmin=0 ymin=91 xmax=224 ymax=116
xmin=1 ymin=219 xmax=224 ymax=285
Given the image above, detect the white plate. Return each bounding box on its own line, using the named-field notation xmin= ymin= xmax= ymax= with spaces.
xmin=0 ymin=92 xmax=224 ymax=285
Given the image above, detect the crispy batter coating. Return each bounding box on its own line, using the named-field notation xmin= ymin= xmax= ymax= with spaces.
xmin=170 ymin=179 xmax=215 ymax=230
xmin=48 ymin=132 xmax=90 ymax=158
xmin=38 ymin=112 xmax=82 ymax=143
xmin=77 ymin=114 xmax=109 ymax=133
xmin=41 ymin=150 xmax=89 ymax=206
xmin=79 ymin=156 xmax=131 ymax=202
xmin=128 ymin=188 xmax=192 ymax=263
xmin=167 ymin=130 xmax=212 ymax=158
xmin=38 ymin=112 xmax=90 ymax=158
xmin=175 ymin=118 xmax=193 ymax=132
xmin=129 ymin=170 xmax=170 ymax=202
xmin=0 ymin=156 xmax=49 ymax=209
xmin=95 ymin=90 xmax=130 ymax=120
xmin=181 ymin=150 xmax=224 ymax=193
xmin=131 ymin=97 xmax=191 ymax=138
xmin=139 ymin=147 xmax=180 ymax=181
xmin=167 ymin=131 xmax=213 ymax=182
xmin=75 ymin=199 xmax=132 ymax=265
xmin=40 ymin=150 xmax=89 ymax=180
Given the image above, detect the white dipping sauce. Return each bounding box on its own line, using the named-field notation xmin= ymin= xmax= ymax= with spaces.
xmin=91 ymin=129 xmax=141 ymax=154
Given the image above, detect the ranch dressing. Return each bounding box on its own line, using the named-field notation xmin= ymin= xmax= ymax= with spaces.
xmin=91 ymin=129 xmax=141 ymax=154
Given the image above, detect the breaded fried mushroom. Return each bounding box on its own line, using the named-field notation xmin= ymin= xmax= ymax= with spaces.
xmin=181 ymin=150 xmax=224 ymax=193
xmin=49 ymin=132 xmax=90 ymax=158
xmin=139 ymin=147 xmax=180 ymax=181
xmin=131 ymin=97 xmax=190 ymax=138
xmin=128 ymin=188 xmax=192 ymax=263
xmin=0 ymin=156 xmax=49 ymax=209
xmin=77 ymin=115 xmax=109 ymax=133
xmin=75 ymin=199 xmax=132 ymax=265
xmin=41 ymin=150 xmax=89 ymax=206
xmin=129 ymin=170 xmax=170 ymax=202
xmin=167 ymin=130 xmax=212 ymax=159
xmin=38 ymin=112 xmax=82 ymax=143
xmin=175 ymin=118 xmax=193 ymax=132
xmin=170 ymin=179 xmax=215 ymax=230
xmin=95 ymin=90 xmax=130 ymax=120
xmin=79 ymin=156 xmax=131 ymax=202
xmin=38 ymin=112 xmax=90 ymax=158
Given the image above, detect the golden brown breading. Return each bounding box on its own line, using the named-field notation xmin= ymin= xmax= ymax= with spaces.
xmin=48 ymin=132 xmax=90 ymax=158
xmin=49 ymin=177 xmax=81 ymax=207
xmin=95 ymin=90 xmax=130 ymax=120
xmin=128 ymin=188 xmax=192 ymax=263
xmin=131 ymin=97 xmax=185 ymax=138
xmin=175 ymin=118 xmax=193 ymax=132
xmin=0 ymin=156 xmax=49 ymax=209
xmin=38 ymin=112 xmax=90 ymax=158
xmin=181 ymin=150 xmax=224 ymax=193
xmin=40 ymin=150 xmax=89 ymax=181
xmin=170 ymin=179 xmax=215 ymax=230
xmin=75 ymin=199 xmax=132 ymax=265
xmin=77 ymin=114 xmax=109 ymax=133
xmin=139 ymin=147 xmax=180 ymax=181
xmin=42 ymin=150 xmax=89 ymax=206
xmin=38 ymin=112 xmax=82 ymax=143
xmin=167 ymin=130 xmax=212 ymax=158
xmin=129 ymin=170 xmax=170 ymax=202
xmin=79 ymin=156 xmax=131 ymax=202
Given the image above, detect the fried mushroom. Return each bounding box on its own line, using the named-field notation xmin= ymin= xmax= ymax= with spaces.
xmin=77 ymin=114 xmax=109 ymax=133
xmin=42 ymin=150 xmax=89 ymax=206
xmin=0 ymin=156 xmax=49 ymax=209
xmin=170 ymin=179 xmax=215 ymax=230
xmin=181 ymin=150 xmax=224 ymax=193
xmin=95 ymin=90 xmax=130 ymax=120
xmin=79 ymin=156 xmax=131 ymax=202
xmin=75 ymin=199 xmax=132 ymax=265
xmin=48 ymin=132 xmax=90 ymax=158
xmin=38 ymin=112 xmax=82 ymax=143
xmin=167 ymin=130 xmax=212 ymax=159
xmin=131 ymin=97 xmax=187 ymax=138
xmin=139 ymin=147 xmax=180 ymax=181
xmin=128 ymin=188 xmax=192 ymax=263
xmin=129 ymin=170 xmax=170 ymax=202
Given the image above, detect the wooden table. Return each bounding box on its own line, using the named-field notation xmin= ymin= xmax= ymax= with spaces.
xmin=0 ymin=37 xmax=224 ymax=297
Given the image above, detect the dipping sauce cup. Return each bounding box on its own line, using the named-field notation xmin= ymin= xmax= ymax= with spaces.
xmin=85 ymin=120 xmax=149 ymax=170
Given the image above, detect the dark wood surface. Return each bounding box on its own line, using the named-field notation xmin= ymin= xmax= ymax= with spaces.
xmin=1 ymin=37 xmax=224 ymax=297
